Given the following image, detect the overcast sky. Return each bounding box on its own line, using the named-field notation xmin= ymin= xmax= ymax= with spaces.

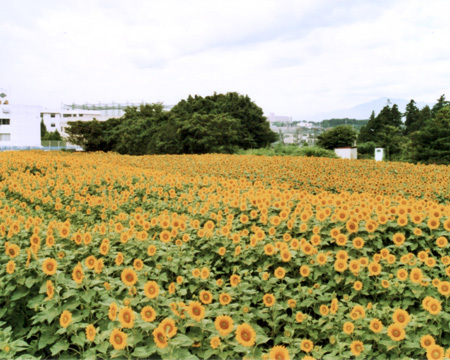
xmin=1 ymin=0 xmax=449 ymax=120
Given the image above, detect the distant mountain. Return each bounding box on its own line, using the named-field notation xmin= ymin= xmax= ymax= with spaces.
xmin=306 ymin=97 xmax=434 ymax=122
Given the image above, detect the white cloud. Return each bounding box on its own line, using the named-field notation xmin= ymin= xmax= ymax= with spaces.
xmin=1 ymin=0 xmax=449 ymax=119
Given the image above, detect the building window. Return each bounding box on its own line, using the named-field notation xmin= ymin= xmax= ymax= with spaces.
xmin=0 ymin=119 xmax=10 ymax=125
xmin=63 ymin=114 xmax=71 ymax=118
xmin=51 ymin=113 xmax=56 ymax=118
xmin=0 ymin=133 xmax=11 ymax=141
xmin=73 ymin=114 xmax=77 ymax=117
xmin=79 ymin=114 xmax=84 ymax=117
xmin=51 ymin=123 xmax=56 ymax=127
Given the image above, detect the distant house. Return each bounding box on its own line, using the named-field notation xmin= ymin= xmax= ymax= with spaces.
xmin=0 ymin=89 xmax=41 ymax=149
xmin=334 ymin=147 xmax=358 ymax=160
xmin=41 ymin=108 xmax=101 ymax=138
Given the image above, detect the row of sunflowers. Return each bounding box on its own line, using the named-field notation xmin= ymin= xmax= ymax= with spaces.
xmin=1 ymin=151 xmax=450 ymax=359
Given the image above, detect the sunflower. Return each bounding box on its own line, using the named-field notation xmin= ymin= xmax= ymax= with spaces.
xmin=6 ymin=244 xmax=20 ymax=258
xmin=133 ymin=259 xmax=144 ymax=271
xmin=144 ymin=281 xmax=159 ymax=299
xmin=109 ymin=302 xmax=118 ymax=321
xmin=110 ymin=328 xmax=127 ymax=350
xmin=269 ymin=345 xmax=290 ymax=360
xmin=437 ymin=281 xmax=450 ymax=296
xmin=369 ymin=318 xmax=383 ymax=333
xmin=299 ymin=265 xmax=310 ymax=278
xmin=392 ymin=233 xmax=405 ymax=246
xmin=151 ymin=326 xmax=168 ymax=349
xmin=200 ymin=267 xmax=210 ymax=279
xmin=334 ymin=259 xmax=347 ymax=273
xmin=85 ymin=324 xmax=96 ymax=342
xmin=300 ymin=339 xmax=313 ymax=353
xmin=235 ymin=323 xmax=256 ymax=347
xmin=147 ymin=245 xmax=157 ymax=256
xmin=350 ymin=305 xmax=365 ymax=320
xmin=59 ymin=310 xmax=72 ymax=328
xmin=387 ymin=323 xmax=406 ymax=341
xmin=350 ymin=340 xmax=364 ymax=356
xmin=6 ymin=260 xmax=15 ymax=274
xmin=409 ymin=267 xmax=423 ymax=284
xmin=219 ymin=293 xmax=232 ymax=305
xmin=274 ymin=267 xmax=286 ymax=279
xmin=426 ymin=344 xmax=445 ymax=360
xmin=160 ymin=318 xmax=177 ymax=338
xmin=319 ymin=305 xmax=329 ymax=316
xmin=95 ymin=258 xmax=104 ymax=274
xmin=141 ymin=306 xmax=156 ymax=322
xmin=352 ymin=237 xmax=364 ymax=249
xmin=353 ymin=281 xmax=363 ymax=291
xmin=420 ymin=335 xmax=436 ymax=349
xmin=121 ymin=268 xmax=138 ymax=287
xmin=343 ymin=321 xmax=354 ymax=335
xmin=187 ymin=301 xmax=205 ymax=322
xmin=427 ymin=298 xmax=442 ymax=315
xmin=210 ymin=336 xmax=221 ymax=349
xmin=230 ymin=274 xmax=240 ymax=287
xmin=118 ymin=306 xmax=135 ymax=329
xmin=263 ymin=293 xmax=276 ymax=307
xmin=85 ymin=255 xmax=97 ymax=269
xmin=295 ymin=312 xmax=306 ymax=323
xmin=199 ymin=290 xmax=213 ymax=304
xmin=436 ymin=236 xmax=448 ymax=248
xmin=159 ymin=230 xmax=172 ymax=243
xmin=42 ymin=258 xmax=58 ymax=276
xmin=280 ymin=249 xmax=292 ymax=262
xmin=192 ymin=268 xmax=200 ymax=278
xmin=72 ymin=264 xmax=84 ymax=285
xmin=215 ymin=315 xmax=234 ymax=336
xmin=315 ymin=252 xmax=327 ymax=266
xmin=427 ymin=217 xmax=440 ymax=230
xmin=46 ymin=280 xmax=54 ymax=300
xmin=392 ymin=309 xmax=410 ymax=327
xmin=396 ymin=268 xmax=408 ymax=281
xmin=288 ymin=299 xmax=297 ymax=309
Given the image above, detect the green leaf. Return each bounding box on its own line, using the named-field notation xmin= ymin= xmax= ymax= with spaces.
xmin=95 ymin=341 xmax=110 ymax=354
xmin=25 ymin=277 xmax=35 ymax=289
xmin=171 ymin=333 xmax=194 ymax=347
xmin=11 ymin=288 xmax=29 ymax=301
xmin=171 ymin=348 xmax=198 ymax=360
xmin=131 ymin=345 xmax=157 ymax=358
xmin=38 ymin=333 xmax=58 ymax=350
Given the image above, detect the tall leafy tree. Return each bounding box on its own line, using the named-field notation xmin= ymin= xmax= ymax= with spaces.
xmin=177 ymin=113 xmax=240 ymax=154
xmin=316 ymin=125 xmax=358 ymax=150
xmin=411 ymin=106 xmax=450 ymax=164
xmin=431 ymin=94 xmax=450 ymax=118
xmin=403 ymin=99 xmax=420 ymax=135
xmin=170 ymin=92 xmax=277 ymax=149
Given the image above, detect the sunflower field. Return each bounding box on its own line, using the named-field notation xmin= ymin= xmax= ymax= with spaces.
xmin=1 ymin=151 xmax=450 ymax=360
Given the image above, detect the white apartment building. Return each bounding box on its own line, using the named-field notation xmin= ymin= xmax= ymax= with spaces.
xmin=267 ymin=112 xmax=292 ymax=123
xmin=0 ymin=89 xmax=41 ymax=148
xmin=41 ymin=108 xmax=101 ymax=137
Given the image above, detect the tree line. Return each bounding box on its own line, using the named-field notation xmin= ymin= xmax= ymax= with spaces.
xmin=66 ymin=92 xmax=277 ymax=155
xmin=315 ymin=95 xmax=450 ymax=164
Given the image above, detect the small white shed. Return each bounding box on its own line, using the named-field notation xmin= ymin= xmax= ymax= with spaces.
xmin=375 ymin=148 xmax=384 ymax=161
xmin=334 ymin=147 xmax=357 ymax=160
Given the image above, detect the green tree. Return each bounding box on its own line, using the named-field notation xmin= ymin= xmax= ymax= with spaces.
xmin=40 ymin=119 xmax=48 ymax=139
xmin=177 ymin=113 xmax=240 ymax=154
xmin=403 ymin=99 xmax=420 ymax=135
xmin=410 ymin=106 xmax=450 ymax=164
xmin=170 ymin=92 xmax=277 ymax=149
xmin=316 ymin=125 xmax=357 ymax=150
xmin=66 ymin=119 xmax=112 ymax=151
xmin=431 ymin=94 xmax=450 ymax=118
